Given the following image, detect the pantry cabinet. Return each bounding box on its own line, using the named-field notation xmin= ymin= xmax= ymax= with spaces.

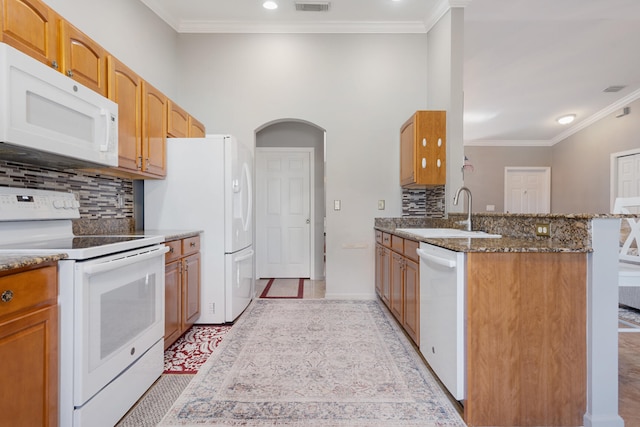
xmin=59 ymin=20 xmax=108 ymax=96
xmin=0 ymin=262 xmax=58 ymax=427
xmin=0 ymin=0 xmax=59 ymax=68
xmin=374 ymin=230 xmax=419 ymax=345
xmin=400 ymin=110 xmax=446 ymax=188
xmin=163 ymin=235 xmax=201 ymax=349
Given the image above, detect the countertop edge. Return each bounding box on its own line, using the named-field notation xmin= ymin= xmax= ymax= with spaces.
xmin=0 ymin=253 xmax=68 ymax=272
xmin=375 ymin=226 xmax=592 ymax=253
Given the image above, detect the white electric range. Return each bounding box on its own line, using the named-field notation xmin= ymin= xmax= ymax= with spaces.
xmin=0 ymin=187 xmax=168 ymax=427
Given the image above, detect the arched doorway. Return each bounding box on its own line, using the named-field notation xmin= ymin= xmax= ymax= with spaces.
xmin=255 ymin=119 xmax=326 ymax=281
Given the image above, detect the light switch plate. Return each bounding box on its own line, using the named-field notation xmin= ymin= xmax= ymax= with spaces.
xmin=334 ymin=200 xmax=341 ymax=211
xmin=378 ymin=200 xmax=385 ymax=210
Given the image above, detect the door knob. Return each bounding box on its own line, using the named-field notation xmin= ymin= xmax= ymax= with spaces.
xmin=306 ymin=219 xmax=310 ymax=224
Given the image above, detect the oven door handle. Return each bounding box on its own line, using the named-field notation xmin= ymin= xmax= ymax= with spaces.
xmin=416 ymin=248 xmax=456 ymax=268
xmin=82 ymin=245 xmax=170 ymax=275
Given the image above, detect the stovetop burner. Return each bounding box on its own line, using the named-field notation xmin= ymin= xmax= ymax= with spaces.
xmin=0 ymin=187 xmax=164 ymax=260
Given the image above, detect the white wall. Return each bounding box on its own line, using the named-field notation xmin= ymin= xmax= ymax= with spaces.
xmin=427 ymin=8 xmax=465 ymax=214
xmin=43 ymin=0 xmax=179 ymax=99
xmin=176 ymin=33 xmax=429 ymax=298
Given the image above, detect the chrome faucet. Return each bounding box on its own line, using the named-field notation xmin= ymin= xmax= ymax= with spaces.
xmin=453 ymin=186 xmax=472 ymax=231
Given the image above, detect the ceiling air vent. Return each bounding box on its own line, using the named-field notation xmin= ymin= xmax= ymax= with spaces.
xmin=295 ymin=1 xmax=330 ymax=12
xmin=603 ymin=85 xmax=627 ymax=93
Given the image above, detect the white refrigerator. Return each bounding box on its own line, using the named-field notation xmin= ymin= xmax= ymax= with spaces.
xmin=144 ymin=135 xmax=254 ymax=324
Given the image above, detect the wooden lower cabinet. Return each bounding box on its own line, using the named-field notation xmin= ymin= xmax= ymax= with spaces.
xmin=374 ymin=230 xmax=419 ymax=345
xmin=465 ymin=252 xmax=587 ymax=427
xmin=0 ymin=263 xmax=58 ymax=427
xmin=163 ymin=235 xmax=201 ymax=349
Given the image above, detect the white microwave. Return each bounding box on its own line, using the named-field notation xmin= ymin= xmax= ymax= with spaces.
xmin=0 ymin=42 xmax=118 ymax=168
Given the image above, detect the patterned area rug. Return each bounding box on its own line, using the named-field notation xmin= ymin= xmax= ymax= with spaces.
xmin=164 ymin=325 xmax=232 ymax=374
xmin=159 ymin=299 xmax=466 ymax=426
xmin=259 ymin=278 xmax=304 ymax=299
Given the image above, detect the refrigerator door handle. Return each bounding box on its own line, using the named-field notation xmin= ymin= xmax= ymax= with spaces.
xmin=242 ymin=162 xmax=253 ymax=232
xmin=234 ymin=249 xmax=254 ymax=263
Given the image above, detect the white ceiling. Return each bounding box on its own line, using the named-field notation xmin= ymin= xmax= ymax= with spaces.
xmin=140 ymin=0 xmax=640 ymax=146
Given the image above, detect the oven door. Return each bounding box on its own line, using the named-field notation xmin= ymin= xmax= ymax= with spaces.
xmin=72 ymin=245 xmax=168 ymax=406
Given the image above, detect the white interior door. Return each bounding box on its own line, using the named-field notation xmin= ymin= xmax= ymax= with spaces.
xmin=616 ymin=153 xmax=640 ymax=198
xmin=256 ymin=149 xmax=311 ymax=278
xmin=504 ymin=167 xmax=551 ymax=213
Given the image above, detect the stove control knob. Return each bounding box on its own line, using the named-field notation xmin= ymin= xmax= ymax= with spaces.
xmin=64 ymin=200 xmax=73 ymax=209
xmin=53 ymin=200 xmax=65 ymax=209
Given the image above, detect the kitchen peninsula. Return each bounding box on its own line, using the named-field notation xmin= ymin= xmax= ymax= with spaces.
xmin=375 ymin=213 xmax=623 ymax=427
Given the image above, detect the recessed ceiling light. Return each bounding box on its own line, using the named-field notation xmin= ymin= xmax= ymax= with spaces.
xmin=557 ymin=114 xmax=576 ymax=125
xmin=263 ymin=1 xmax=278 ymax=10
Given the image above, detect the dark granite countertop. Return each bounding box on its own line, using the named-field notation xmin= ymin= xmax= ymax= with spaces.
xmin=140 ymin=229 xmax=202 ymax=241
xmin=376 ymin=225 xmax=591 ymax=253
xmin=0 ymin=254 xmax=67 ymax=272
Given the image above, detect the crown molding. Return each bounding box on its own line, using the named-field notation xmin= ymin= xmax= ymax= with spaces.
xmin=140 ymin=0 xmax=469 ymax=34
xmin=178 ymin=20 xmax=428 ymax=34
xmin=549 ymin=87 xmax=640 ymax=145
xmin=139 ymin=0 xmax=180 ymax=31
xmin=464 ymin=139 xmax=554 ymax=147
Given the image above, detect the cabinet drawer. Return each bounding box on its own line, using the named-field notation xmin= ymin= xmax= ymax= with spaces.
xmin=0 ymin=265 xmax=57 ymax=319
xmin=381 ymin=232 xmax=392 ymax=248
xmin=375 ymin=230 xmax=382 ymax=244
xmin=391 ymin=235 xmax=404 ymax=253
xmin=165 ymin=240 xmax=183 ymax=263
xmin=182 ymin=235 xmax=201 ymax=256
xmin=404 ymin=239 xmax=419 ymax=262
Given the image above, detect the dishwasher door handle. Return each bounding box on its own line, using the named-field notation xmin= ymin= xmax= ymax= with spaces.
xmin=416 ymin=248 xmax=457 ymax=268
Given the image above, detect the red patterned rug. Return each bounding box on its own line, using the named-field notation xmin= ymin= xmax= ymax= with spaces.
xmin=259 ymin=278 xmax=304 ymax=298
xmin=163 ymin=325 xmax=232 ymax=374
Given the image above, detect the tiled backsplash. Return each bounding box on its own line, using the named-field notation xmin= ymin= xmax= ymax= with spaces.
xmin=402 ymin=185 xmax=445 ymax=217
xmin=0 ymin=160 xmax=134 ymax=219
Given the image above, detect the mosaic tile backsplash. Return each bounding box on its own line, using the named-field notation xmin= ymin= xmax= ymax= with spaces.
xmin=402 ymin=185 xmax=445 ymax=217
xmin=0 ymin=160 xmax=134 ymax=220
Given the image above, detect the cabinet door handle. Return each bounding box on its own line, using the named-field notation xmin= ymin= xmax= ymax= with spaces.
xmin=190 ymin=242 xmax=196 ymax=247
xmin=66 ymin=69 xmax=73 ymax=77
xmin=51 ymin=60 xmax=59 ymax=70
xmin=1 ymin=290 xmax=14 ymax=303
xmin=169 ymin=246 xmax=174 ymax=253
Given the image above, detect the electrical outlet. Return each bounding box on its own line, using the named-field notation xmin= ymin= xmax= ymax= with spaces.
xmin=378 ymin=200 xmax=385 ymax=210
xmin=535 ymin=223 xmax=550 ymax=237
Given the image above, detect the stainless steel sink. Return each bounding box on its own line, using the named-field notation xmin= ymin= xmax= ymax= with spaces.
xmin=396 ymin=228 xmax=502 ymax=239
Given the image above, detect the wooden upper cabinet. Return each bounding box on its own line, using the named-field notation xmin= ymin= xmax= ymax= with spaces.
xmin=108 ymin=55 xmax=142 ymax=173
xmin=142 ymin=81 xmax=167 ymax=177
xmin=167 ymin=100 xmax=189 ymax=138
xmin=188 ymin=116 xmax=206 ymax=138
xmin=59 ymin=20 xmax=107 ymax=96
xmin=0 ymin=0 xmax=59 ymax=68
xmin=400 ymin=110 xmax=446 ymax=188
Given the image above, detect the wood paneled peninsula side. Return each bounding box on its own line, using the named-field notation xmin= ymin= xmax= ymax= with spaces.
xmin=375 ymin=213 xmax=626 ymax=427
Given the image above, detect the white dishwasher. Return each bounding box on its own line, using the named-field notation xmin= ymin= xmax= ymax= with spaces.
xmin=416 ymin=242 xmax=466 ymax=401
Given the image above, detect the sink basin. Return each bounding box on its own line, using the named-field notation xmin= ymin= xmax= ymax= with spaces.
xmin=396 ymin=228 xmax=502 ymax=239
